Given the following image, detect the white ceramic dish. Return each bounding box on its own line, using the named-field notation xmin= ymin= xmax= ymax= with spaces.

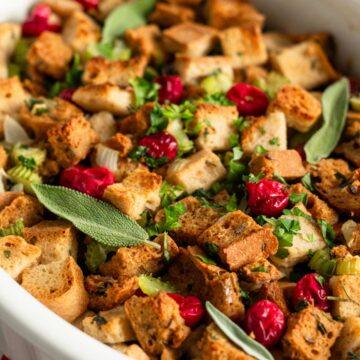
xmin=1 ymin=1 xmax=360 ymax=359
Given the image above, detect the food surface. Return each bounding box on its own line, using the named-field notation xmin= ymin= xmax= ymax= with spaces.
xmin=0 ymin=0 xmax=360 ymax=359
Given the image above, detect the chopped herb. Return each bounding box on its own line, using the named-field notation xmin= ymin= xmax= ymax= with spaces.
xmin=348 ymin=352 xmax=360 ymax=359
xmin=289 ymin=192 xmax=308 ymax=205
xmin=317 ymin=319 xmax=327 ymax=335
xmin=130 ymin=77 xmax=160 ymax=108
xmin=294 ymin=298 xmax=309 ymax=312
xmin=32 ymin=104 xmax=49 ymax=115
xmin=259 ymin=127 xmax=266 ymax=135
xmin=203 ymin=92 xmax=234 ymax=106
xmin=163 ymin=232 xmax=170 ymax=263
xmin=196 ymin=254 xmax=217 ymax=265
xmin=251 ymin=267 xmax=269 ymax=273
xmin=273 ymin=173 xmax=289 ymax=185
xmin=3 ymin=250 xmax=11 ymax=259
xmin=92 ymin=314 xmax=107 ymax=327
xmin=246 ymin=172 xmax=264 ymax=183
xmin=317 ymin=219 xmax=336 ymax=248
xmin=335 ymin=171 xmax=350 ymax=188
xmin=18 ymin=155 xmax=36 ymax=170
xmin=160 ymin=181 xmax=183 ymax=208
xmin=229 ymin=134 xmax=239 ymax=148
xmin=129 ymin=146 xmax=168 ymax=169
xmin=205 ymin=243 xmax=219 ymax=258
xmin=234 ymin=117 xmax=251 ymax=132
xmin=225 ymin=194 xmax=238 ymax=212
xmin=26 ymin=99 xmax=44 ymax=110
xmin=240 ymin=289 xmax=252 ymax=308
xmin=301 ymin=173 xmax=315 ymax=192
xmin=254 ymin=145 xmax=268 ymax=155
xmin=315 ymin=275 xmax=325 ymax=286
xmin=269 ymin=137 xmax=280 ymax=146
xmin=226 ymin=147 xmax=246 ymax=183
xmin=302 ymin=233 xmax=317 ymax=243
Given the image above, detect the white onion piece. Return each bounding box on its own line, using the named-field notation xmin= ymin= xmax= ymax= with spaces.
xmin=0 ymin=168 xmax=9 ymax=193
xmin=4 ymin=115 xmax=31 ymax=145
xmin=11 ymin=183 xmax=24 ymax=192
xmin=96 ymin=144 xmax=119 ymax=172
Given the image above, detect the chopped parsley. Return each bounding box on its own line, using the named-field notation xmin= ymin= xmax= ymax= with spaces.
xmin=92 ymin=314 xmax=107 ymax=327
xmin=301 ymin=173 xmax=315 ymax=192
xmin=245 ymin=172 xmax=264 ymax=183
xmin=225 ymin=194 xmax=238 ymax=212
xmin=289 ymin=192 xmax=308 ymax=205
xmin=269 ymin=137 xmax=280 ymax=146
xmin=251 ymin=267 xmax=269 ymax=273
xmin=205 ymin=243 xmax=219 ymax=258
xmin=160 ymin=181 xmax=184 ymax=208
xmin=335 ymin=171 xmax=350 ymax=188
xmin=196 ymin=254 xmax=217 ymax=265
xmin=273 ymin=173 xmax=289 ymax=185
xmin=3 ymin=250 xmax=11 ymax=259
xmin=317 ymin=219 xmax=336 ymax=248
xmin=226 ymin=146 xmax=246 ymax=183
xmin=234 ymin=117 xmax=250 ymax=132
xmin=129 ymin=146 xmax=168 ymax=169
xmin=130 ymin=77 xmax=160 ymax=108
xmin=294 ymin=298 xmax=309 ymax=312
xmin=203 ymin=92 xmax=234 ymax=106
xmin=315 ymin=274 xmax=325 ymax=286
xmin=18 ymin=155 xmax=36 ymax=170
xmin=254 ymin=145 xmax=268 ymax=155
xmin=348 ymin=352 xmax=360 ymax=359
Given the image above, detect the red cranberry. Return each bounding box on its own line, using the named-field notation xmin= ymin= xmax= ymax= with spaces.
xmin=60 ymin=165 xmax=115 ymax=199
xmin=293 ymin=273 xmax=330 ymax=312
xmin=75 ymin=0 xmax=100 ymax=10
xmin=154 ymin=76 xmax=184 ymax=104
xmin=167 ymin=293 xmax=205 ymax=327
xmin=246 ymin=179 xmax=289 ymax=217
xmin=59 ymin=88 xmax=76 ymax=103
xmin=227 ymin=83 xmax=269 ymax=116
xmin=139 ymin=132 xmax=178 ymax=161
xmin=1 ymin=356 xmax=10 ymax=360
xmin=22 ymin=4 xmax=61 ymax=37
xmin=245 ymin=300 xmax=286 ymax=347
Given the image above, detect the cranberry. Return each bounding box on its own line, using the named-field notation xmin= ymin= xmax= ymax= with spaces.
xmin=226 ymin=83 xmax=269 ymax=116
xmin=139 ymin=132 xmax=178 ymax=161
xmin=1 ymin=356 xmax=10 ymax=360
xmin=60 ymin=165 xmax=115 ymax=199
xmin=245 ymin=300 xmax=286 ymax=347
xmin=167 ymin=293 xmax=205 ymax=327
xmin=293 ymin=273 xmax=330 ymax=312
xmin=59 ymin=88 xmax=76 ymax=103
xmin=22 ymin=4 xmax=61 ymax=37
xmin=75 ymin=0 xmax=100 ymax=10
xmin=246 ymin=179 xmax=289 ymax=217
xmin=154 ymin=76 xmax=184 ymax=104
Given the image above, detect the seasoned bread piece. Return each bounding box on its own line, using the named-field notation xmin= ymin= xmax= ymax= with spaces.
xmin=0 ymin=145 xmax=7 ymax=168
xmin=241 ymin=112 xmax=287 ymax=155
xmin=42 ymin=0 xmax=82 ymax=17
xmin=166 ymin=0 xmax=202 ymax=6
xmin=166 ymin=149 xmax=226 ymax=194
xmin=336 ymin=138 xmax=360 ymax=167
xmin=82 ymin=305 xmax=135 ymax=344
xmin=341 ymin=220 xmax=360 ymax=255
xmin=72 ymin=84 xmax=134 ymax=116
xmin=250 ymin=150 xmax=306 ymax=180
xmin=112 ymin=343 xmax=150 ymax=360
xmin=124 ymin=292 xmax=191 ymax=355
xmin=23 ymin=220 xmax=78 ymax=264
xmin=259 ymin=281 xmax=290 ymax=317
xmin=89 ymin=111 xmax=116 ymax=142
xmin=263 ymin=32 xmax=293 ymax=52
xmin=0 ymin=236 xmax=41 ymax=281
xmin=220 ymin=25 xmax=268 ymax=69
xmin=282 ymin=305 xmax=343 ymax=360
xmin=103 ymin=168 xmax=162 ymax=220
xmin=239 ymin=258 xmax=283 ymax=284
xmin=27 ymin=32 xmax=73 ymax=79
xmin=0 ymin=23 xmax=21 ymax=79
xmin=104 ymin=133 xmax=133 ymax=157
xmin=270 ymin=41 xmax=338 ymax=90
xmin=149 ymin=3 xmax=195 ymax=27
xmin=268 ymin=84 xmax=322 ymax=133
xmin=21 ymin=256 xmax=89 ymax=322
xmin=117 ymin=102 xmax=153 ymax=135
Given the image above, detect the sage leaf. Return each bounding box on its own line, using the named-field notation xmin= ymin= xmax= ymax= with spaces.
xmin=32 ymin=184 xmax=159 ymax=249
xmin=304 ymin=78 xmax=350 ymax=163
xmin=206 ymin=302 xmax=274 ymax=360
xmin=102 ymin=0 xmax=156 ymax=44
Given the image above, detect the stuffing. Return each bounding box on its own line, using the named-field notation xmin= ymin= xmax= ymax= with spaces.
xmin=291 ymin=32 xmax=334 ymax=57
xmin=270 ymin=41 xmax=338 ymax=90
xmin=219 ymin=25 xmax=268 ymax=69
xmin=0 ymin=236 xmax=41 ymax=281
xmin=192 ymin=104 xmax=238 ymax=151
xmin=0 ymin=23 xmax=21 ymax=79
xmin=72 ymin=84 xmax=134 ymax=116
xmin=166 ymin=0 xmax=202 ymax=6
xmin=104 ymin=133 xmax=133 ymax=157
xmin=336 ymin=138 xmax=360 ymax=167
xmin=23 ymin=220 xmax=78 ymax=264
xmin=166 ymin=149 xmax=226 ymax=194
xmin=345 ymin=111 xmax=360 ymax=138
xmin=103 ymin=168 xmax=162 ymax=220
xmin=239 ymin=258 xmax=283 ymax=284
xmin=259 ymin=281 xmax=290 ymax=317
xmin=124 ymin=292 xmax=191 ymax=355
xmin=113 ymin=158 xmax=147 ymax=182
xmin=341 ymin=220 xmax=360 ymax=254
xmin=163 ymin=22 xmax=218 ymax=57
xmin=282 ymin=305 xmax=343 ymax=360
xmin=27 ymin=32 xmax=73 ymax=79
xmin=89 ymin=111 xmax=116 ymax=142
xmin=112 ymin=343 xmax=150 ymax=360
xmin=117 ymin=102 xmax=153 ymax=135
xmin=241 ymin=112 xmax=287 ymax=156
xmin=47 ymin=116 xmax=99 ymax=168
xmin=0 ymin=145 xmax=8 ymax=168
xmin=250 ymin=150 xmax=306 ymax=180
xmin=175 ymin=54 xmax=234 ymax=84
xmin=149 ymin=3 xmax=195 ymax=27
xmin=42 ymin=0 xmax=82 ymax=17
xmin=82 ymin=305 xmax=136 ymax=344
xmin=0 ymin=192 xmax=23 ymax=211
xmin=263 ymin=32 xmax=293 ymax=52
xmin=267 ymin=84 xmax=322 ymax=133
xmin=198 ymin=210 xmax=278 ymax=271
xmin=21 ymin=256 xmax=89 ymax=322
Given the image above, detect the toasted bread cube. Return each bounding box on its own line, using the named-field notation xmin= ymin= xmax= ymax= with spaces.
xmin=336 ymin=138 xmax=360 ymax=168
xmin=0 ymin=236 xmax=41 ymax=281
xmin=291 ymin=32 xmax=334 ymax=57
xmin=341 ymin=220 xmax=360 ymax=255
xmin=205 ymin=0 xmax=265 ymax=30
xmin=192 ymin=104 xmax=238 ymax=151
xmin=163 ymin=22 xmax=218 ymax=57
xmin=241 ymin=112 xmax=287 ymax=156
xmin=329 ymin=275 xmax=360 ymax=319
xmin=175 ymin=55 xmax=234 ymax=84
xmin=89 ymin=111 xmax=116 ymax=142
xmin=282 ymin=305 xmax=342 ymax=360
xmin=220 ymin=25 xmax=267 ymax=69
xmin=268 ymin=84 xmax=322 ymax=133
xmin=23 ymin=220 xmax=78 ymax=264
xmin=270 ymin=41 xmax=338 ymax=90
xmin=166 ymin=149 xmax=226 ymax=194
xmin=0 ymin=192 xmax=21 ymax=211
xmin=103 ymin=133 xmax=133 ymax=157
xmin=73 ymin=84 xmax=134 ymax=116
xmin=21 ymin=256 xmax=89 ymax=322
xmin=0 ymin=145 xmax=7 ymax=168
xmin=82 ymin=56 xmax=147 ymax=86
xmin=47 ymin=116 xmax=99 ymax=168
xmin=27 ymin=32 xmax=73 ymax=79
xmin=332 ymin=317 xmax=360 ymax=360
xmin=112 ymin=343 xmax=150 ymax=360
xmin=0 ymin=194 xmax=44 ymax=228
xmin=239 ymin=258 xmax=283 ymax=284
xmin=263 ymin=32 xmax=293 ymax=52
xmin=62 ymin=11 xmax=101 ymax=56
xmin=166 ymin=0 xmax=202 ymax=6
xmin=250 ymin=149 xmax=306 ymax=180
xmin=125 ymin=292 xmax=191 ymax=355
xmin=82 ymin=306 xmax=135 ymax=344
xmin=42 ymin=0 xmax=82 ymax=17
xmin=198 ymin=210 xmax=278 ymax=270
xmin=0 ymin=23 xmax=21 ymax=79
xmin=103 ymin=168 xmax=162 ymax=220
xmin=259 ymin=281 xmax=290 ymax=317
xmin=149 ymin=3 xmax=195 ymax=27
xmin=117 ymin=103 xmax=153 ymax=135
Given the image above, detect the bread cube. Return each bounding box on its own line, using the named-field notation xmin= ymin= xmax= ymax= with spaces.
xmin=0 ymin=236 xmax=41 ymax=281
xmin=23 ymin=220 xmax=78 ymax=264
xmin=149 ymin=3 xmax=195 ymax=27
xmin=0 ymin=145 xmax=7 ymax=168
xmin=175 ymin=54 xmax=234 ymax=84
xmin=21 ymin=256 xmax=89 ymax=322
xmin=166 ymin=149 xmax=226 ymax=194
xmin=89 ymin=111 xmax=116 ymax=142
xmin=103 ymin=168 xmax=162 ymax=220
xmin=166 ymin=0 xmax=202 ymax=6
xmin=27 ymin=32 xmax=73 ymax=79
xmin=270 ymin=41 xmax=338 ymax=90
xmin=239 ymin=258 xmax=283 ymax=284
xmin=268 ymin=84 xmax=322 ymax=133
xmin=42 ymin=0 xmax=82 ymax=17
xmin=117 ymin=103 xmax=153 ymax=135
xmin=112 ymin=343 xmax=150 ymax=360
xmin=263 ymin=31 xmax=293 ymax=52
xmin=124 ymin=292 xmax=191 ymax=355
xmin=82 ymin=306 xmax=135 ymax=344
xmin=336 ymin=138 xmax=360 ymax=168
xmin=241 ymin=112 xmax=287 ymax=156
xmin=0 ymin=23 xmax=21 ymax=79
xmin=47 ymin=116 xmax=99 ymax=168
xmin=104 ymin=133 xmax=133 ymax=157
xmin=259 ymin=281 xmax=290 ymax=317
xmin=220 ymin=25 xmax=267 ymax=69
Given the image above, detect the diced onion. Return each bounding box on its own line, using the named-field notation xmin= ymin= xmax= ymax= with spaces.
xmin=0 ymin=168 xmax=9 ymax=192
xmin=4 ymin=115 xmax=31 ymax=145
xmin=95 ymin=144 xmax=119 ymax=172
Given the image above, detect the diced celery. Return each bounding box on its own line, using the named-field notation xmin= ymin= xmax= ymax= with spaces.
xmin=138 ymin=275 xmax=177 ymax=296
xmin=200 ymin=72 xmax=233 ymax=95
